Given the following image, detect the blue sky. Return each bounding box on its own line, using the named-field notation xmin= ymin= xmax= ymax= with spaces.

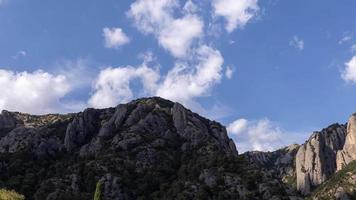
xmin=1 ymin=0 xmax=356 ymax=152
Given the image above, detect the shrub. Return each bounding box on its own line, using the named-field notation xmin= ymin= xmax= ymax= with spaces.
xmin=0 ymin=189 xmax=25 ymax=200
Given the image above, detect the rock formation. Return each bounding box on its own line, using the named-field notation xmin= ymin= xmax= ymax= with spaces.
xmin=0 ymin=97 xmax=294 ymax=200
xmin=3 ymin=97 xmax=356 ymax=199
xmin=295 ymin=123 xmax=346 ymax=195
xmin=244 ymin=144 xmax=299 ymax=181
xmin=337 ymin=113 xmax=356 ymax=170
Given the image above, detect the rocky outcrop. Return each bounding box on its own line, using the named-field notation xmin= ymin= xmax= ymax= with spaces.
xmin=337 ymin=114 xmax=356 ymax=170
xmin=0 ymin=110 xmax=21 ymax=138
xmin=244 ymin=144 xmax=299 ymax=179
xmin=0 ymin=97 xmax=292 ymax=200
xmin=244 ymin=144 xmax=301 ymax=197
xmin=295 ymin=123 xmax=346 ymax=195
xmin=64 ymin=108 xmax=115 ymax=152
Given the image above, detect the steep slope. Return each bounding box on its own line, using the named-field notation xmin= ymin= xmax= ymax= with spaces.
xmin=308 ymin=161 xmax=356 ymax=199
xmin=243 ymin=144 xmax=301 ymax=195
xmin=295 ymin=123 xmax=347 ymax=195
xmin=337 ymin=114 xmax=356 ymax=171
xmin=244 ymin=144 xmax=299 ymax=182
xmin=0 ymin=97 xmax=295 ymax=200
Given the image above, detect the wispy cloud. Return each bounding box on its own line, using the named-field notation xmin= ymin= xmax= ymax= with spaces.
xmin=351 ymin=44 xmax=356 ymax=52
xmin=339 ymin=35 xmax=352 ymax=44
xmin=12 ymin=50 xmax=27 ymax=60
xmin=289 ymin=35 xmax=304 ymax=50
xmin=225 ymin=65 xmax=234 ymax=79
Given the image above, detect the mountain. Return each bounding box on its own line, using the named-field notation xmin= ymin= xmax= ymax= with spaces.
xmin=0 ymin=97 xmax=298 ymax=200
xmin=245 ymin=114 xmax=356 ymax=199
xmin=2 ymin=96 xmax=356 ymax=199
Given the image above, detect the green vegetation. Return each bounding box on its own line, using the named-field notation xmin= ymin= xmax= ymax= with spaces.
xmin=283 ymin=175 xmax=297 ymax=188
xmin=308 ymin=160 xmax=356 ymax=199
xmin=93 ymin=181 xmax=102 ymax=200
xmin=0 ymin=189 xmax=25 ymax=200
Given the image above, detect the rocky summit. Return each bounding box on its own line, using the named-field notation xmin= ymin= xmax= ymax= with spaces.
xmin=0 ymin=97 xmax=298 ymax=200
xmin=2 ymin=97 xmax=356 ymax=199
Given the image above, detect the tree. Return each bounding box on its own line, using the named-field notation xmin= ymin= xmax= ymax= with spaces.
xmin=93 ymin=181 xmax=102 ymax=200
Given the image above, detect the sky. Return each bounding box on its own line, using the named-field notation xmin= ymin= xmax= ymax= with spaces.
xmin=1 ymin=0 xmax=356 ymax=152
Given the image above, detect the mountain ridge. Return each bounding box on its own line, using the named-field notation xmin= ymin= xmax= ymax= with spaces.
xmin=1 ymin=97 xmax=356 ymax=199
xmin=0 ymin=97 xmax=300 ymax=200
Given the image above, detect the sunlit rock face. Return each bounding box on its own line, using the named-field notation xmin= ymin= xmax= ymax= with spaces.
xmin=337 ymin=114 xmax=356 ymax=171
xmin=295 ymin=124 xmax=346 ymax=195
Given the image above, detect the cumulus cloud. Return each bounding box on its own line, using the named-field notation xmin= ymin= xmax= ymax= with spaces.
xmin=88 ymin=63 xmax=160 ymax=109
xmin=227 ymin=119 xmax=248 ymax=135
xmin=103 ymin=27 xmax=130 ymax=49
xmin=156 ymin=45 xmax=224 ymax=105
xmin=0 ymin=69 xmax=72 ymax=114
xmin=227 ymin=118 xmax=301 ymax=152
xmin=342 ymin=56 xmax=356 ymax=83
xmin=128 ymin=0 xmax=203 ymax=58
xmin=212 ymin=0 xmax=259 ymax=33
xmin=88 ymin=45 xmax=224 ymax=111
xmin=289 ymin=36 xmax=304 ymax=50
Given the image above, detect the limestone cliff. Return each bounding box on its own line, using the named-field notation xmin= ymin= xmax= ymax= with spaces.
xmin=295 ymin=124 xmax=346 ymax=195
xmin=337 ymin=113 xmax=356 ymax=171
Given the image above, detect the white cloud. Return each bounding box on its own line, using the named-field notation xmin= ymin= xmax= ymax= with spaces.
xmin=12 ymin=50 xmax=27 ymax=59
xmin=212 ymin=0 xmax=259 ymax=33
xmin=227 ymin=118 xmax=303 ymax=152
xmin=128 ymin=0 xmax=203 ymax=58
xmin=88 ymin=63 xmax=160 ymax=109
xmin=156 ymin=45 xmax=224 ymax=105
xmin=225 ymin=65 xmax=233 ymax=79
xmin=53 ymin=58 xmax=95 ymax=89
xmin=339 ymin=35 xmax=352 ymax=44
xmin=227 ymin=118 xmax=248 ymax=135
xmin=103 ymin=27 xmax=130 ymax=49
xmin=0 ymin=69 xmax=72 ymax=114
xmin=289 ymin=36 xmax=304 ymax=50
xmin=159 ymin=15 xmax=203 ymax=58
xmin=89 ymin=45 xmax=224 ymax=111
xmin=342 ymin=56 xmax=356 ymax=83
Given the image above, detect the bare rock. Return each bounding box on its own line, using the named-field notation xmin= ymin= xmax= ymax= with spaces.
xmin=337 ymin=114 xmax=356 ymax=170
xmin=295 ymin=124 xmax=346 ymax=195
xmin=64 ymin=109 xmax=97 ymax=151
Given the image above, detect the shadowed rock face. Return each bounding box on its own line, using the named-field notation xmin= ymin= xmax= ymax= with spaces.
xmin=244 ymin=144 xmax=300 ymax=179
xmin=0 ymin=97 xmax=294 ymax=200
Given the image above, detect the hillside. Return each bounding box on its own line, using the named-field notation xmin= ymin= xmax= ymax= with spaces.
xmin=0 ymin=97 xmax=297 ymax=200
xmin=308 ymin=161 xmax=356 ymax=199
